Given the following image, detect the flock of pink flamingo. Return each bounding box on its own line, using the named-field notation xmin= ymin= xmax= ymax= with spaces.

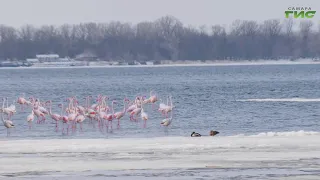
xmin=0 ymin=91 xmax=174 ymax=136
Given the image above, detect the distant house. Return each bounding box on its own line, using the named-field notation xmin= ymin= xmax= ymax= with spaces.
xmin=146 ymin=61 xmax=154 ymax=65
xmin=75 ymin=51 xmax=98 ymax=61
xmin=36 ymin=54 xmax=60 ymax=62
xmin=26 ymin=58 xmax=39 ymax=64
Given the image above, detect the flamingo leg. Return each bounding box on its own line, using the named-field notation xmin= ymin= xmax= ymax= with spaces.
xmin=67 ymin=126 xmax=69 ymax=135
xmin=62 ymin=123 xmax=65 ymax=134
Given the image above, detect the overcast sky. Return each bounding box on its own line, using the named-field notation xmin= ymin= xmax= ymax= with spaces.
xmin=0 ymin=0 xmax=319 ymax=28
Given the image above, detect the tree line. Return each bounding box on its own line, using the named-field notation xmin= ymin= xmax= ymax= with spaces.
xmin=0 ymin=15 xmax=319 ymax=62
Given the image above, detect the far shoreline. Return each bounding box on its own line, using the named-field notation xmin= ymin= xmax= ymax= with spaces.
xmin=1 ymin=60 xmax=320 ymax=69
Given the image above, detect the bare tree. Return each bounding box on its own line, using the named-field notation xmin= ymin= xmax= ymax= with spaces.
xmin=0 ymin=25 xmax=18 ymax=59
xmin=299 ymin=20 xmax=314 ymax=58
xmin=260 ymin=19 xmax=282 ymax=58
xmin=0 ymin=15 xmax=319 ymax=62
xmin=155 ymin=15 xmax=183 ymax=60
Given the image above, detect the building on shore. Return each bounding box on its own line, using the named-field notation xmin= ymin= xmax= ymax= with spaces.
xmin=29 ymin=54 xmax=86 ymax=67
xmin=36 ymin=54 xmax=60 ymax=62
xmin=0 ymin=61 xmax=20 ymax=67
xmin=146 ymin=61 xmax=154 ymax=65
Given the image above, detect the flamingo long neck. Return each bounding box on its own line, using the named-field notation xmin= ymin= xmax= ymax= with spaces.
xmin=49 ymin=101 xmax=52 ymax=115
xmin=104 ymin=97 xmax=108 ymax=109
xmin=2 ymin=98 xmax=5 ymax=109
xmin=122 ymin=99 xmax=126 ymax=113
xmin=86 ymin=97 xmax=89 ymax=109
xmin=88 ymin=96 xmax=92 ymax=108
xmin=112 ymin=102 xmax=115 ymax=114
xmin=141 ymin=102 xmax=144 ymax=112
xmin=61 ymin=104 xmax=64 ymax=115
xmin=1 ymin=113 xmax=4 ymax=123
xmin=68 ymin=98 xmax=72 ymax=110
xmin=72 ymin=98 xmax=76 ymax=109
xmin=98 ymin=99 xmax=101 ymax=112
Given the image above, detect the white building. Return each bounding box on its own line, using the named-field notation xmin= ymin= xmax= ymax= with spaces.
xmin=26 ymin=58 xmax=39 ymax=63
xmin=36 ymin=54 xmax=60 ymax=62
xmin=146 ymin=61 xmax=154 ymax=65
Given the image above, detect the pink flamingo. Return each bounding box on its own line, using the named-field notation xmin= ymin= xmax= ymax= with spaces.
xmin=83 ymin=96 xmax=96 ymax=124
xmin=114 ymin=98 xmax=129 ymax=129
xmin=162 ymin=96 xmax=174 ymax=117
xmin=130 ymin=105 xmax=142 ymax=122
xmin=97 ymin=97 xmax=108 ymax=129
xmin=47 ymin=100 xmax=61 ymax=132
xmin=126 ymin=101 xmax=137 ymax=115
xmin=75 ymin=114 xmax=86 ymax=131
xmin=67 ymin=110 xmax=77 ymax=132
xmin=17 ymin=93 xmax=28 ymax=111
xmin=158 ymin=96 xmax=174 ymax=118
xmin=143 ymin=90 xmax=158 ymax=109
xmin=26 ymin=110 xmax=34 ymax=129
xmin=140 ymin=103 xmax=148 ymax=128
xmin=33 ymin=106 xmax=45 ymax=124
xmin=38 ymin=99 xmax=49 ymax=115
xmin=105 ymin=100 xmax=116 ymax=131
xmin=59 ymin=104 xmax=69 ymax=134
xmin=3 ymin=97 xmax=16 ymax=120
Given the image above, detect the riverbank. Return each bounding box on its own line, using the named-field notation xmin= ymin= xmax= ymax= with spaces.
xmin=1 ymin=59 xmax=320 ymax=69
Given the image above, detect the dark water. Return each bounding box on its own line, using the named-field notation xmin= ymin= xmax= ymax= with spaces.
xmin=1 ymin=65 xmax=320 ymax=139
